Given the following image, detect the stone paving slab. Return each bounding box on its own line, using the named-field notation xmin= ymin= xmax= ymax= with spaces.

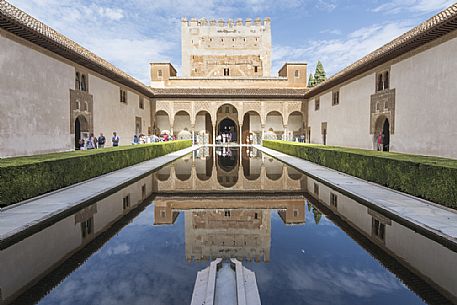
xmin=0 ymin=146 xmax=198 ymax=247
xmin=255 ymin=145 xmax=457 ymax=249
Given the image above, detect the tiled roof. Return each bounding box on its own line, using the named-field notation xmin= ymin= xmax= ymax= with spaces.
xmin=152 ymin=88 xmax=307 ymax=98
xmin=0 ymin=0 xmax=154 ymax=97
xmin=2 ymin=1 xmax=457 ymax=101
xmin=305 ymin=3 xmax=457 ymax=98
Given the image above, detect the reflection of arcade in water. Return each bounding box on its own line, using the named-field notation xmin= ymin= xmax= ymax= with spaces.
xmin=151 ymin=147 xmax=307 ymax=262
xmin=153 ymin=197 xmax=305 ymax=262
xmin=153 ymin=147 xmax=306 ymax=193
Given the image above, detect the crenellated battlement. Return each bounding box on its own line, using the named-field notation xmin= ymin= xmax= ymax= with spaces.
xmin=181 ymin=17 xmax=271 ymax=27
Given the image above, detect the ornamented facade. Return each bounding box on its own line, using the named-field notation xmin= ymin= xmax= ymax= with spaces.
xmin=151 ymin=18 xmax=307 ymax=145
xmin=1 ymin=1 xmax=457 ymax=158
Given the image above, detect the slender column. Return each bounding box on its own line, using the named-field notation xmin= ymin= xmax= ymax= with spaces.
xmin=283 ymin=125 xmax=288 ymax=141
xmin=261 ymin=124 xmax=265 ymax=143
xmin=170 ymin=126 xmax=174 ymax=138
xmin=212 ymin=124 xmax=216 ymax=146
xmin=191 ymin=124 xmax=195 ymax=145
xmin=239 ymin=124 xmax=243 ymax=145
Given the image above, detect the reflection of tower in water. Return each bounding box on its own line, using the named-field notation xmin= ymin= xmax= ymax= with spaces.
xmin=185 ymin=209 xmax=271 ymax=262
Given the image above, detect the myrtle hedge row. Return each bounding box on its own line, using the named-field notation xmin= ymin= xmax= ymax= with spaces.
xmin=0 ymin=140 xmax=192 ymax=207
xmin=263 ymin=140 xmax=457 ymax=209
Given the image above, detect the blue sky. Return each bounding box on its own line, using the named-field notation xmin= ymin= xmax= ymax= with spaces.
xmin=8 ymin=0 xmax=455 ymax=83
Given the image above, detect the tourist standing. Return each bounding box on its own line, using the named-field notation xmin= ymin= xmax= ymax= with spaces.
xmin=132 ymin=135 xmax=139 ymax=145
xmin=377 ymin=132 xmax=383 ymax=151
xmin=86 ymin=133 xmax=96 ymax=150
xmin=112 ymin=132 xmax=120 ymax=147
xmin=79 ymin=138 xmax=85 ymax=150
xmin=98 ymin=133 xmax=106 ymax=148
xmin=93 ymin=135 xmax=98 ymax=149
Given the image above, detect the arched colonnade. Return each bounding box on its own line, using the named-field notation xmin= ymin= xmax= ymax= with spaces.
xmin=154 ymin=100 xmax=306 ymax=144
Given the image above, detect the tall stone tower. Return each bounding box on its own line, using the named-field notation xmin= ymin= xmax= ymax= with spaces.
xmin=181 ymin=17 xmax=272 ymax=77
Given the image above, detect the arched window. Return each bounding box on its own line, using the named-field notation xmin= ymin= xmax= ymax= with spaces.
xmin=75 ymin=72 xmax=80 ymax=90
xmin=376 ymin=70 xmax=390 ymax=92
xmin=377 ymin=74 xmax=383 ymax=92
xmin=80 ymin=74 xmax=87 ymax=91
xmin=384 ymin=71 xmax=389 ymax=89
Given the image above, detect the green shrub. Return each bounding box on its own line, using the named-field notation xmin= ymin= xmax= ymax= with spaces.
xmin=0 ymin=141 xmax=191 ymax=207
xmin=263 ymin=140 xmax=457 ymax=209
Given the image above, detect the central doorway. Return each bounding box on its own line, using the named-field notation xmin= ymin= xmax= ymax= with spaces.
xmin=218 ymin=118 xmax=237 ymax=143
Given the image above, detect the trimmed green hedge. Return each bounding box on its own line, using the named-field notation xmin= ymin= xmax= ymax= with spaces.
xmin=263 ymin=140 xmax=457 ymax=209
xmin=0 ymin=141 xmax=191 ymax=207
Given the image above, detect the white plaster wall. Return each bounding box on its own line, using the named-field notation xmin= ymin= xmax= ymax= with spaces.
xmin=308 ymin=74 xmax=374 ymax=148
xmin=306 ymin=36 xmax=457 ymax=158
xmin=0 ymin=31 xmax=74 ymax=157
xmin=90 ymin=75 xmax=151 ymax=145
xmin=391 ymin=36 xmax=457 ymax=158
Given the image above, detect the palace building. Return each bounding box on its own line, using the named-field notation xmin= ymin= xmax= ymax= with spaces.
xmin=1 ymin=1 xmax=457 ymax=159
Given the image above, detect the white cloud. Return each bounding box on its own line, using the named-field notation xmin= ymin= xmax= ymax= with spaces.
xmin=85 ymin=37 xmax=174 ymax=83
xmin=315 ymin=0 xmax=338 ymax=12
xmin=320 ymin=28 xmax=342 ymax=35
xmin=93 ymin=5 xmax=124 ymax=21
xmin=105 ymin=243 xmax=130 ymax=256
xmin=8 ymin=0 xmax=175 ymax=83
xmin=286 ymin=263 xmax=402 ymax=299
xmin=272 ymin=20 xmax=414 ymax=77
xmin=373 ymin=0 xmax=455 ymax=14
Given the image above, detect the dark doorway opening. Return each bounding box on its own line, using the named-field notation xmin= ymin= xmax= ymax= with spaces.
xmin=75 ymin=116 xmax=88 ymax=150
xmin=75 ymin=118 xmax=81 ymax=150
xmin=218 ymin=118 xmax=237 ymax=143
xmin=382 ymin=119 xmax=390 ymax=151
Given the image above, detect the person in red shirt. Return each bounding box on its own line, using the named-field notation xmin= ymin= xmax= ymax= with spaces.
xmin=377 ymin=132 xmax=383 ymax=151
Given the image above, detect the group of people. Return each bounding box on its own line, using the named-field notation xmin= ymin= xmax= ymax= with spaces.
xmin=216 ymin=132 xmax=233 ymax=144
xmin=78 ymin=131 xmax=179 ymax=150
xmin=131 ymin=133 xmax=176 ymax=144
xmin=78 ymin=132 xmax=117 ymax=150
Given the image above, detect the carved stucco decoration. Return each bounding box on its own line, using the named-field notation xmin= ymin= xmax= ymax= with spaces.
xmin=70 ymin=89 xmax=94 ymax=134
xmin=370 ymin=89 xmax=395 ymax=134
xmin=155 ymin=99 xmax=306 ymax=130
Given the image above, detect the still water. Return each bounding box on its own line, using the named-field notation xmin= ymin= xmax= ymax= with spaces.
xmin=2 ymin=147 xmax=456 ymax=305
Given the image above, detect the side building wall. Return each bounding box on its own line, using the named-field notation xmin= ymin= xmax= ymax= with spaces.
xmin=307 ymin=31 xmax=457 ymax=159
xmin=0 ymin=29 xmax=152 ymax=158
xmin=0 ymin=29 xmax=73 ymax=157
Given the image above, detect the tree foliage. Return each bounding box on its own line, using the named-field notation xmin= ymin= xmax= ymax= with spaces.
xmin=314 ymin=61 xmax=327 ymax=85
xmin=308 ymin=73 xmax=316 ymax=87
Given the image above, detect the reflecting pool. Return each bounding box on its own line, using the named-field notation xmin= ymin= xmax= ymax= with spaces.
xmin=1 ymin=147 xmax=456 ymax=305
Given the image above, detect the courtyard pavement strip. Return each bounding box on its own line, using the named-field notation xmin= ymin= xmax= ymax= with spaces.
xmin=0 ymin=145 xmax=199 ymax=249
xmin=255 ymin=145 xmax=457 ymax=250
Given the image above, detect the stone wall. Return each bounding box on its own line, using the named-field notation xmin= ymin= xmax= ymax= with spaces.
xmin=0 ymin=29 xmax=73 ymax=157
xmin=181 ymin=18 xmax=272 ymax=77
xmin=0 ymin=28 xmax=152 ymax=157
xmin=306 ymin=31 xmax=457 ymax=159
